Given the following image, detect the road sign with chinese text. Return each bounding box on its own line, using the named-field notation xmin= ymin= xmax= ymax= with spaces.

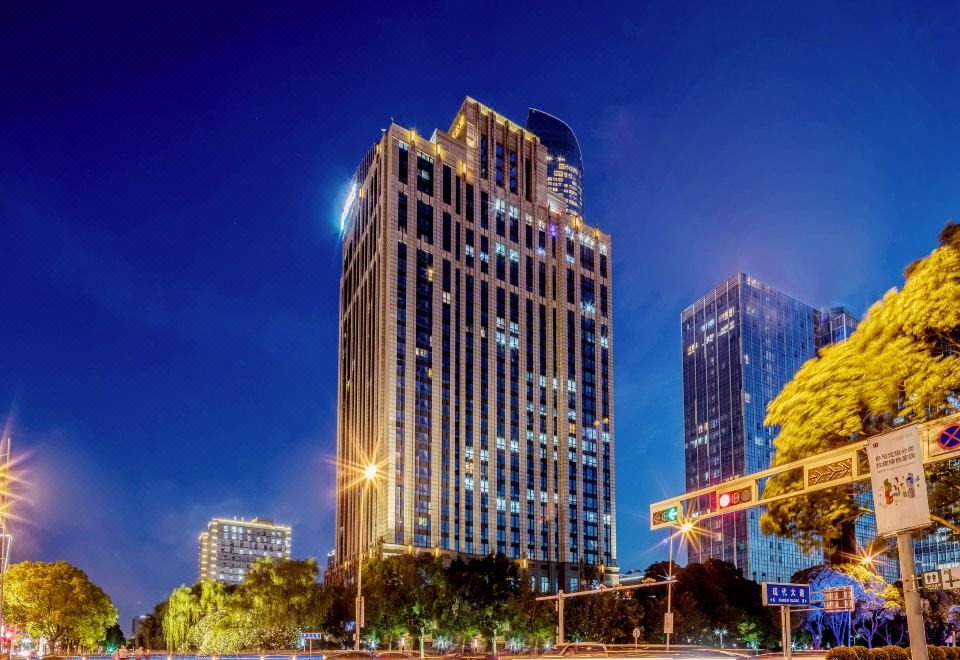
xmin=301 ymin=632 xmax=323 ymax=640
xmin=762 ymin=582 xmax=810 ymax=606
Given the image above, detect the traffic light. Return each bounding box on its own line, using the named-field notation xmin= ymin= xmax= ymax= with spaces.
xmin=716 ymin=485 xmax=753 ymax=510
xmin=651 ymin=504 xmax=680 ymax=529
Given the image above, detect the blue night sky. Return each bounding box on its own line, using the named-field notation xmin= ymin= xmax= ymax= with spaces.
xmin=2 ymin=1 xmax=958 ymax=633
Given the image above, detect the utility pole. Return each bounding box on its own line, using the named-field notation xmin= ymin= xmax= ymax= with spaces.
xmin=897 ymin=532 xmax=928 ymax=660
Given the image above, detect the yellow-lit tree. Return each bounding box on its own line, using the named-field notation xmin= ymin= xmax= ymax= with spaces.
xmin=760 ymin=222 xmax=960 ymax=556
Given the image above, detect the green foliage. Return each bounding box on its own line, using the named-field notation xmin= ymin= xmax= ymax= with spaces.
xmin=637 ymin=559 xmax=774 ymax=646
xmin=760 ymin=222 xmax=960 ymax=553
xmin=826 ymin=647 xmax=858 ymax=660
xmin=2 ymin=560 xmax=118 ymax=650
xmin=102 ymin=624 xmax=126 ymax=650
xmin=928 ymin=646 xmax=947 ymax=660
xmin=869 ymin=648 xmax=890 ymax=660
xmin=134 ymin=602 xmax=167 ymax=650
xmin=941 ymin=646 xmax=960 ymax=660
xmin=160 ymin=559 xmax=327 ymax=653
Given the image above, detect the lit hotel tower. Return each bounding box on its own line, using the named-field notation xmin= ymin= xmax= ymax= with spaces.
xmin=335 ymin=98 xmax=616 ymax=591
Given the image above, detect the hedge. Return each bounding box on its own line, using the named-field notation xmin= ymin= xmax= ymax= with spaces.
xmin=825 ymin=645 xmax=960 ymax=660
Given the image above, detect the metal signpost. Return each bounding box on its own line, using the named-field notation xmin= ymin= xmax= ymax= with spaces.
xmin=762 ymin=582 xmax=810 ymax=660
xmin=823 ymin=585 xmax=855 ymax=646
xmin=300 ymin=632 xmax=322 ymax=657
xmin=866 ymin=425 xmax=931 ymax=660
xmin=632 ymin=626 xmax=641 ymax=651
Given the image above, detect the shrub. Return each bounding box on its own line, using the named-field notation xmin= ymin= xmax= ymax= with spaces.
xmin=827 ymin=648 xmax=859 ymax=660
xmin=928 ymin=647 xmax=946 ymax=660
xmin=870 ymin=648 xmax=890 ymax=660
xmin=942 ymin=647 xmax=960 ymax=660
xmin=852 ymin=646 xmax=870 ymax=660
xmin=883 ymin=646 xmax=910 ymax=660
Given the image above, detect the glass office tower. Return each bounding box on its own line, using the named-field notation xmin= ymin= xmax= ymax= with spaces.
xmin=525 ymin=109 xmax=584 ymax=218
xmin=681 ymin=274 xmax=871 ymax=582
xmin=334 ymin=97 xmax=617 ymax=591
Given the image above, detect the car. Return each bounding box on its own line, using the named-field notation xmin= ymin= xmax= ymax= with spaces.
xmin=553 ymin=642 xmax=609 ymax=657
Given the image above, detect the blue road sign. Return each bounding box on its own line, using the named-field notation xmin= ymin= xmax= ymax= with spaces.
xmin=301 ymin=632 xmax=323 ymax=640
xmin=938 ymin=425 xmax=960 ymax=452
xmin=762 ymin=582 xmax=810 ymax=606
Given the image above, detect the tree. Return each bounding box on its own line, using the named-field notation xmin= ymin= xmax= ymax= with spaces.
xmin=923 ymin=590 xmax=960 ymax=645
xmin=134 ymin=601 xmax=167 ymax=650
xmin=565 ymin=588 xmax=643 ymax=644
xmin=2 ymin=560 xmax=118 ymax=651
xmin=761 ymin=222 xmax=960 ymax=556
xmin=237 ymin=558 xmax=327 ymax=646
xmin=103 ymin=624 xmax=126 ymax=650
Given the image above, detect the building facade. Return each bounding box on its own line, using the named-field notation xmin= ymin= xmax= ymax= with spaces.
xmin=335 ymin=97 xmax=617 ymax=591
xmin=681 ymin=274 xmax=872 ymax=582
xmin=198 ymin=516 xmax=291 ymax=584
xmin=525 ymin=109 xmax=584 ymax=218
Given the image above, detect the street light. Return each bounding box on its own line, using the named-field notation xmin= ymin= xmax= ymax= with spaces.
xmin=714 ymin=627 xmax=728 ymax=648
xmin=665 ymin=518 xmax=718 ymax=653
xmin=354 ymin=462 xmax=378 ymax=651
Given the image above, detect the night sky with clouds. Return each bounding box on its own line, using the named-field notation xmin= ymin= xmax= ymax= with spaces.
xmin=2 ymin=0 xmax=958 ymax=634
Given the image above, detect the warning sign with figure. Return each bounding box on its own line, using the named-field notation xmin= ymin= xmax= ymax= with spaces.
xmin=866 ymin=425 xmax=930 ymax=535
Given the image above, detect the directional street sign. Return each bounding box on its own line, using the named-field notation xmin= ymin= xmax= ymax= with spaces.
xmin=823 ymin=585 xmax=855 ymax=612
xmin=941 ymin=567 xmax=960 ymax=591
xmin=762 ymin=582 xmax=810 ymax=606
xmin=921 ymin=568 xmax=960 ymax=592
xmin=923 ymin=571 xmax=943 ymax=591
xmin=301 ymin=632 xmax=323 ymax=640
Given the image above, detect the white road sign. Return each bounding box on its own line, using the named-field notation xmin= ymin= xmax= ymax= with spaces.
xmin=866 ymin=425 xmax=931 ymax=535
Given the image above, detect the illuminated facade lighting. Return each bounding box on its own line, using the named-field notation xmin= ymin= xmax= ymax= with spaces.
xmin=335 ymin=97 xmax=616 ymax=592
xmin=198 ymin=516 xmax=292 ymax=584
xmin=679 ymin=274 xmax=898 ymax=582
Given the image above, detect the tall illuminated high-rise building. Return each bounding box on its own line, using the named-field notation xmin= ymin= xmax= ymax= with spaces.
xmin=525 ymin=109 xmax=584 ymax=218
xmin=335 ymin=97 xmax=617 ymax=591
xmin=681 ymin=274 xmax=865 ymax=582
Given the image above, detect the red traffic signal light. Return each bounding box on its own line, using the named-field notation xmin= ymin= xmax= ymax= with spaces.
xmin=717 ymin=486 xmax=752 ymax=510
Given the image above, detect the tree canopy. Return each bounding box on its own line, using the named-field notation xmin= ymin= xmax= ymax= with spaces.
xmin=2 ymin=560 xmax=118 ymax=650
xmin=761 ymin=222 xmax=960 ymax=553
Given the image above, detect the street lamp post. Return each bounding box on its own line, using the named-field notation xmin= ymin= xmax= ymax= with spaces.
xmin=666 ymin=532 xmax=674 ymax=654
xmin=714 ymin=627 xmax=727 ymax=648
xmin=666 ymin=521 xmax=702 ymax=654
xmin=355 ymin=463 xmax=378 ymax=651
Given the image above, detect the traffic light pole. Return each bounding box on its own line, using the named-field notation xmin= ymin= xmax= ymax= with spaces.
xmin=897 ymin=532 xmax=928 ymax=660
xmin=666 ymin=534 xmax=674 ymax=653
